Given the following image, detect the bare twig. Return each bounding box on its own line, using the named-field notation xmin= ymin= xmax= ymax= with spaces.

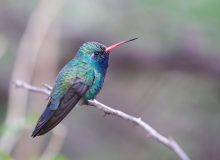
xmin=14 ymin=80 xmax=190 ymax=160
xmin=87 ymin=100 xmax=190 ymax=160
xmin=14 ymin=80 xmax=51 ymax=96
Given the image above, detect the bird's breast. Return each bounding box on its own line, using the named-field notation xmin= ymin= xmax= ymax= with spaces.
xmin=84 ymin=69 xmax=105 ymax=100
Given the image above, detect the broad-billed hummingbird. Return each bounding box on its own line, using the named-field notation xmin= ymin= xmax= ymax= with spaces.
xmin=32 ymin=38 xmax=138 ymax=137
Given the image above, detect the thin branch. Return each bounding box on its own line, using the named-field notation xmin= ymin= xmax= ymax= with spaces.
xmin=88 ymin=100 xmax=190 ymax=160
xmin=14 ymin=80 xmax=190 ymax=160
xmin=14 ymin=80 xmax=51 ymax=96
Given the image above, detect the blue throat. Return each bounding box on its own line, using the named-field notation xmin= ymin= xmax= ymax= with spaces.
xmin=76 ymin=50 xmax=109 ymax=76
xmin=95 ymin=56 xmax=109 ymax=75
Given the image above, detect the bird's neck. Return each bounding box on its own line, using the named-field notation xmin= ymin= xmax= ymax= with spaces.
xmin=75 ymin=55 xmax=109 ymax=75
xmin=94 ymin=57 xmax=109 ymax=76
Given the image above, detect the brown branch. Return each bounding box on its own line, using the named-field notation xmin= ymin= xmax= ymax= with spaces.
xmin=14 ymin=80 xmax=190 ymax=160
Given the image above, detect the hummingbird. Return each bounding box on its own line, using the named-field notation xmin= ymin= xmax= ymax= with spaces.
xmin=32 ymin=38 xmax=138 ymax=137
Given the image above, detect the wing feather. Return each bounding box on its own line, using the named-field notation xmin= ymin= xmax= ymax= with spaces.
xmin=32 ymin=79 xmax=90 ymax=137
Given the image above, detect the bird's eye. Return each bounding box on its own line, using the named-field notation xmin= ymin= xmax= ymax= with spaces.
xmin=94 ymin=51 xmax=100 ymax=56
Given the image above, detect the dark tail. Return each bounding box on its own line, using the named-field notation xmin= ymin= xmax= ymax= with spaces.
xmin=32 ymin=93 xmax=81 ymax=137
xmin=32 ymin=102 xmax=55 ymax=137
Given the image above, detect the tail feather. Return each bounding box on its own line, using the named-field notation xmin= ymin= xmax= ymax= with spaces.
xmin=32 ymin=94 xmax=81 ymax=137
xmin=32 ymin=102 xmax=55 ymax=137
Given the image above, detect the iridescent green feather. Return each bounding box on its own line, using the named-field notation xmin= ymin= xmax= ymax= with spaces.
xmin=50 ymin=60 xmax=96 ymax=110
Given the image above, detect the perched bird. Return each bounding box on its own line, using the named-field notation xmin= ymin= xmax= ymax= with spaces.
xmin=32 ymin=38 xmax=138 ymax=137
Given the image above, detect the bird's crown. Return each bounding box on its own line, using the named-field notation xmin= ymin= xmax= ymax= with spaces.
xmin=79 ymin=42 xmax=106 ymax=55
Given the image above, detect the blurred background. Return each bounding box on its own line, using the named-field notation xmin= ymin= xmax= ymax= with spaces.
xmin=0 ymin=0 xmax=220 ymax=159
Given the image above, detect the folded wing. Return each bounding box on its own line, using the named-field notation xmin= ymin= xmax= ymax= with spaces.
xmin=32 ymin=78 xmax=90 ymax=137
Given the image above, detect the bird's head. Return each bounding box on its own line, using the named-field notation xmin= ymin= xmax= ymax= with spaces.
xmin=76 ymin=38 xmax=138 ymax=66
